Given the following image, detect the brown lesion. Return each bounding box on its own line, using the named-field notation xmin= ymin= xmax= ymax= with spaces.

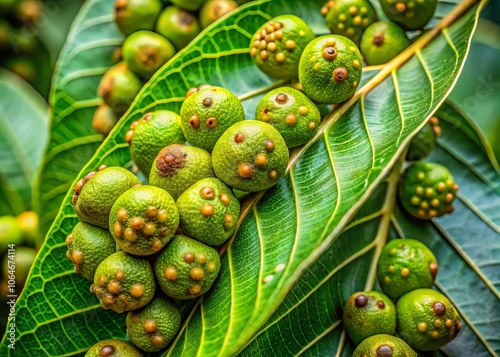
xmin=373 ymin=33 xmax=385 ymax=47
xmin=156 ymin=145 xmax=188 ymax=177
xmin=72 ymin=171 xmax=96 ymax=205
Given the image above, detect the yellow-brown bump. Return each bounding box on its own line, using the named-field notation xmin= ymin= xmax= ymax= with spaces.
xmin=254 ymin=153 xmax=268 ymax=167
xmin=285 ymin=113 xmax=297 ymax=126
xmin=260 ymin=50 xmax=268 ymax=60
xmin=238 ymin=163 xmax=254 ymax=178
xmin=160 ymin=227 xmax=170 ymax=237
xmin=165 ymin=266 xmax=177 ymax=281
xmin=99 ymin=345 xmax=115 ymax=356
xmin=353 ymin=60 xmax=360 ymax=68
xmin=197 ymin=253 xmax=207 ymax=264
xmin=323 ymin=47 xmax=337 ymax=61
xmin=276 ymin=53 xmax=285 ymax=62
xmin=266 ymin=25 xmax=274 ymax=33
xmin=389 ymin=248 xmax=397 ymax=255
xmin=267 ymin=42 xmax=277 ymax=52
xmin=445 ymin=319 xmax=453 ymax=328
xmin=189 ymin=284 xmax=202 ymax=295
xmin=189 ymin=115 xmax=200 ymax=129
xmin=401 ymin=268 xmax=410 ymax=278
xmin=273 ymin=22 xmax=282 ymax=30
xmin=417 ymin=171 xmax=425 ymax=180
xmin=190 ymin=267 xmax=204 ymax=281
xmin=267 ymin=33 xmax=275 ymax=42
xmin=124 ymin=228 xmax=137 ymax=242
xmin=338 ymin=14 xmax=347 ymax=22
xmin=269 ymin=170 xmax=278 ymax=180
xmin=453 ymin=184 xmax=459 ymax=192
xmin=117 ymin=208 xmax=127 ymax=221
xmin=445 ymin=193 xmax=454 ymax=202
xmin=431 ymin=330 xmax=440 ymax=338
xmin=66 ymin=234 xmax=72 ymax=246
xmin=151 ymin=335 xmax=165 ymax=347
xmin=98 ymin=164 xmax=107 ymax=171
xmin=431 ymin=199 xmax=440 ymax=207
xmin=152 ymin=239 xmax=163 ymax=250
xmin=147 ymin=206 xmax=157 ymax=218
xmin=352 ymin=81 xmax=358 ymax=88
xmin=130 ymin=284 xmax=144 ymax=299
xmin=416 ymin=186 xmax=424 ymax=195
xmin=276 ymin=93 xmax=288 ymax=103
xmin=264 ymin=139 xmax=275 ymax=152
xmin=308 ymin=122 xmax=316 ymax=130
xmin=224 ymin=213 xmax=234 ymax=228
xmin=429 ymin=209 xmax=438 ymax=218
xmin=411 ymin=196 xmax=420 ymax=205
xmin=285 ymin=40 xmax=296 ymax=50
xmin=420 ymin=201 xmax=429 ymax=210
xmin=200 ymin=203 xmax=215 ymax=217
xmin=72 ymin=251 xmax=84 ymax=265
xmin=219 ymin=193 xmax=230 ymax=206
xmin=425 ymin=188 xmax=434 ymax=197
xmin=275 ymin=30 xmax=283 ymax=40
xmin=353 ymin=16 xmax=362 ymax=25
xmin=434 ymin=319 xmax=442 ymax=328
xmin=437 ymin=182 xmax=446 ymax=192
xmin=184 ymin=253 xmax=195 ymax=263
xmin=259 ymin=40 xmax=267 ymax=50
xmin=418 ymin=209 xmax=426 ymax=218
xmin=116 ymin=270 xmax=124 ymax=280
xmin=347 ymin=28 xmax=355 ymax=36
xmin=200 ymin=187 xmax=215 ymax=200
xmin=208 ymin=261 xmax=216 ymax=273
xmin=206 ymin=117 xmax=218 ymax=128
xmin=338 ymin=23 xmax=345 ymax=30
xmin=384 ymin=276 xmax=391 ymax=283
xmin=143 ymin=222 xmax=156 ymax=235
xmin=144 ymin=319 xmax=157 ymax=334
xmin=388 ymin=265 xmax=395 ymax=273
xmin=429 ymin=262 xmax=438 ymax=277
xmin=130 ymin=217 xmax=145 ymax=231
xmin=235 ymin=133 xmax=245 ymax=143
xmin=157 ymin=209 xmax=168 ymax=223
xmin=349 ymin=6 xmax=357 ymax=15
xmin=66 ymin=250 xmax=71 ymax=260
xmin=186 ymin=87 xmax=198 ymax=97
xmin=125 ymin=130 xmax=133 ymax=144
xmin=250 ymin=47 xmax=257 ymax=57
xmin=333 ymin=67 xmax=348 ymax=82
xmin=299 ymin=106 xmax=308 ymax=115
xmin=396 ymin=2 xmax=407 ymax=12
xmin=417 ymin=322 xmax=427 ymax=332
xmin=98 ymin=275 xmax=107 ymax=286
xmin=107 ymin=281 xmax=121 ymax=295
xmin=103 ymin=294 xmax=115 ymax=305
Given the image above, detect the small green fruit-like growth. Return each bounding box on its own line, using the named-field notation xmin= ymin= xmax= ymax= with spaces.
xmin=109 ymin=185 xmax=179 ymax=256
xmin=126 ymin=296 xmax=181 ymax=352
xmin=212 ymin=121 xmax=289 ymax=192
xmin=155 ymin=6 xmax=201 ymax=51
xmin=72 ymin=166 xmax=141 ymax=229
xmin=16 ymin=211 xmax=40 ymax=246
xmin=360 ymin=21 xmax=410 ymax=65
xmin=126 ymin=111 xmax=186 ymax=175
xmin=0 ymin=216 xmax=23 ymax=254
xmin=92 ymin=104 xmax=119 ymax=136
xmin=343 ymin=291 xmax=396 ymax=345
xmin=65 ymin=222 xmax=116 ymax=281
xmin=255 ymin=87 xmax=321 ymax=148
xmin=84 ymin=339 xmax=143 ymax=357
xmin=122 ymin=30 xmax=176 ymax=79
xmin=97 ymin=62 xmax=142 ymax=115
xmin=180 ymin=86 xmax=245 ymax=151
xmin=170 ymin=0 xmax=206 ymax=11
xmin=250 ymin=15 xmax=315 ymax=79
xmin=352 ymin=334 xmax=417 ymax=357
xmin=377 ymin=238 xmax=438 ymax=300
xmin=176 ymin=177 xmax=240 ymax=246
xmin=150 ymin=144 xmax=215 ymax=200
xmin=380 ymin=0 xmax=437 ymax=31
xmin=406 ymin=122 xmax=436 ymax=161
xmin=325 ymin=0 xmax=377 ymax=45
xmin=154 ymin=235 xmax=221 ymax=299
xmin=399 ymin=162 xmax=458 ymax=220
xmin=114 ymin=0 xmax=162 ymax=36
xmin=2 ymin=247 xmax=36 ymax=285
xmin=199 ymin=0 xmax=238 ymax=29
xmin=91 ymin=251 xmax=155 ymax=313
xmin=299 ymin=35 xmax=362 ymax=104
xmin=397 ymin=289 xmax=461 ymax=351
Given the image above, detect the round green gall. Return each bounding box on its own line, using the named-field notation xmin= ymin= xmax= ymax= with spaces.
xmin=122 ymin=30 xmax=176 ymax=79
xmin=155 ymin=6 xmax=201 ymax=51
xmin=180 ymin=86 xmax=245 ymax=152
xmin=250 ymin=15 xmax=315 ymax=79
xmin=0 ymin=216 xmax=23 ymax=255
xmin=353 ymin=334 xmax=417 ymax=357
xmin=114 ymin=0 xmax=162 ymax=36
xmin=406 ymin=122 xmax=436 ymax=162
xmin=91 ymin=251 xmax=155 ymax=313
xmin=126 ymin=296 xmax=181 ymax=352
xmin=176 ymin=177 xmax=240 ymax=246
xmin=109 ymin=185 xmax=179 ymax=256
xmin=360 ymin=21 xmax=410 ymax=65
xmin=72 ymin=166 xmax=140 ymax=229
xmin=85 ymin=339 xmax=143 ymax=357
xmin=399 ymin=162 xmax=458 ymax=220
xmin=97 ymin=62 xmax=142 ymax=116
xmin=343 ymin=291 xmax=396 ymax=345
xmin=170 ymin=0 xmax=206 ymax=11
xmin=255 ymin=87 xmax=321 ymax=148
xmin=199 ymin=0 xmax=238 ymax=29
xmin=65 ymin=222 xmax=116 ymax=281
xmin=380 ymin=0 xmax=437 ymax=31
xmin=212 ymin=120 xmax=289 ymax=192
xmin=377 ymin=238 xmax=438 ymax=300
xmin=126 ymin=111 xmax=186 ymax=175
xmin=150 ymin=144 xmax=215 ymax=200
xmin=92 ymin=104 xmax=118 ymax=137
xmin=2 ymin=247 xmax=36 ymax=285
xmin=299 ymin=35 xmax=362 ymax=104
xmin=397 ymin=289 xmax=461 ymax=351
xmin=324 ymin=0 xmax=377 ymax=45
xmin=154 ymin=235 xmax=220 ymax=299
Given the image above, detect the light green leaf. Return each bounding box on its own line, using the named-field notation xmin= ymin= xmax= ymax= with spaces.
xmin=0 ymin=69 xmax=49 ymax=216
xmin=35 ymin=0 xmax=123 ymax=234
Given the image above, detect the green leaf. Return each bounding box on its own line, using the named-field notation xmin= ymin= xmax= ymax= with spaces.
xmin=0 ymin=69 xmax=49 ymax=216
xmin=237 ymin=101 xmax=500 ymax=356
xmin=1 ymin=0 xmax=485 ymax=355
xmin=35 ymin=0 xmax=123 ymax=234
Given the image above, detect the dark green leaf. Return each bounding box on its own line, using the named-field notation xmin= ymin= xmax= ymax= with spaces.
xmin=0 ymin=69 xmax=49 ymax=216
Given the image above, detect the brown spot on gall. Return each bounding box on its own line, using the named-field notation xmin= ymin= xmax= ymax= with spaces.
xmin=125 ymin=130 xmax=134 ymax=144
xmin=107 ymin=281 xmax=121 ymax=295
xmin=184 ymin=253 xmax=195 ymax=263
xmin=377 ymin=301 xmax=385 ymax=309
xmin=264 ymin=139 xmax=275 ymax=152
xmin=376 ymin=345 xmax=393 ymax=357
xmin=225 ymin=213 xmax=234 ymax=228
xmin=200 ymin=187 xmax=215 ymax=200
xmin=117 ymin=208 xmax=127 ymax=221
xmin=238 ymin=163 xmax=254 ymax=178
xmin=144 ymin=319 xmax=157 ymax=334
xmin=201 ymin=203 xmax=215 ymax=217
xmin=323 ymin=47 xmax=337 ymax=61
xmin=254 ymin=153 xmax=268 ymax=167
xmin=189 ymin=115 xmax=200 ymax=129
xmin=433 ymin=302 xmax=446 ymax=315
xmin=99 ymin=345 xmax=115 ymax=356
xmin=190 ymin=267 xmax=204 ymax=281
xmin=65 ymin=234 xmax=72 ymax=246
xmin=355 ymin=294 xmax=368 ymax=307
xmin=156 ymin=145 xmax=187 ymax=177
xmin=157 ymin=209 xmax=168 ymax=223
xmin=333 ymin=67 xmax=348 ymax=82
xmin=276 ymin=93 xmax=288 ymax=103
xmin=429 ymin=262 xmax=438 ymax=277
xmin=124 ymin=228 xmax=137 ymax=242
xmin=165 ymin=266 xmax=177 ymax=281
xmin=130 ymin=217 xmax=145 ymax=230
xmin=197 ymin=254 xmax=207 ymax=264
xmin=130 ymin=284 xmax=144 ymax=299
xmin=189 ymin=284 xmax=202 ymax=295
xmin=147 ymin=206 xmax=157 ymax=218
xmin=202 ymin=98 xmax=213 ymax=107
xmin=116 ymin=271 xmax=124 ymax=280
xmin=151 ymin=335 xmax=165 ymax=347
xmin=72 ymin=251 xmax=84 ymax=265
xmin=235 ymin=133 xmax=245 ymax=143
xmin=143 ymin=222 xmax=156 ymax=236
xmin=373 ymin=33 xmax=384 ymax=46
xmin=269 ymin=170 xmax=278 ymax=180
xmin=206 ymin=117 xmax=218 ymax=128
xmin=219 ymin=193 xmax=230 ymax=206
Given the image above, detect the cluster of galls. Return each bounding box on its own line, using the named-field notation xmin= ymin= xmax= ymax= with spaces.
xmin=346 ymin=239 xmax=460 ymax=355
